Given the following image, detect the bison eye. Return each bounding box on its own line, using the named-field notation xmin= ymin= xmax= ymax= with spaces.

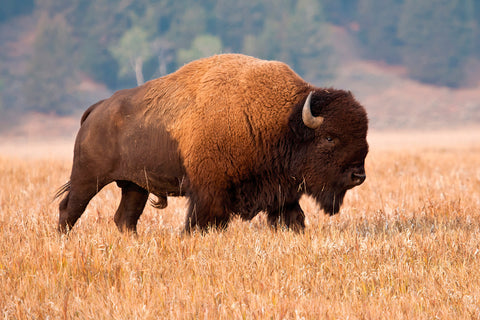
xmin=324 ymin=136 xmax=338 ymax=147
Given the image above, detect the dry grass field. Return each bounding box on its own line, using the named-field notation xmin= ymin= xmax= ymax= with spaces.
xmin=1 ymin=129 xmax=479 ymax=319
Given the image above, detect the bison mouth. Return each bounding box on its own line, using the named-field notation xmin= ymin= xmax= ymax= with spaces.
xmin=304 ymin=166 xmax=365 ymax=215
xmin=315 ymin=189 xmax=346 ymax=215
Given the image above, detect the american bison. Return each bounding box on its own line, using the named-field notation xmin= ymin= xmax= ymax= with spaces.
xmin=56 ymin=54 xmax=368 ymax=233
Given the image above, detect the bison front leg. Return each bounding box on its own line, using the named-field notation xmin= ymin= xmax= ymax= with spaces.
xmin=267 ymin=202 xmax=305 ymax=232
xmin=114 ymin=181 xmax=149 ymax=233
xmin=184 ymin=193 xmax=231 ymax=233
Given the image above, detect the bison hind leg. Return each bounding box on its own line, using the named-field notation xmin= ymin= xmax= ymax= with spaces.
xmin=114 ymin=181 xmax=149 ymax=233
xmin=267 ymin=201 xmax=305 ymax=232
xmin=58 ymin=179 xmax=105 ymax=233
xmin=58 ymin=192 xmax=73 ymax=233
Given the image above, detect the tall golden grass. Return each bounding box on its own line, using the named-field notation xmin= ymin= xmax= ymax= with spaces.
xmin=1 ymin=129 xmax=479 ymax=319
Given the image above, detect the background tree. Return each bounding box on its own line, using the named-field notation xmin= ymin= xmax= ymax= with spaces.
xmin=109 ymin=26 xmax=152 ymax=85
xmin=0 ymin=78 xmax=4 ymax=112
xmin=1 ymin=0 xmax=479 ymax=119
xmin=166 ymin=2 xmax=209 ymax=50
xmin=213 ymin=0 xmax=266 ymax=52
xmin=23 ymin=13 xmax=79 ymax=114
xmin=356 ymin=0 xmax=405 ymax=63
xmin=244 ymin=0 xmax=334 ymax=82
xmin=398 ymin=0 xmax=475 ymax=87
xmin=70 ymin=0 xmax=130 ymax=89
xmin=470 ymin=1 xmax=480 ymax=67
xmin=177 ymin=34 xmax=223 ymax=66
xmin=0 ymin=0 xmax=34 ymax=23
xmin=322 ymin=0 xmax=360 ymax=25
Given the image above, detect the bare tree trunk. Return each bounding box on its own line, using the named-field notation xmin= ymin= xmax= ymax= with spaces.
xmin=158 ymin=56 xmax=167 ymax=77
xmin=134 ymin=56 xmax=144 ymax=85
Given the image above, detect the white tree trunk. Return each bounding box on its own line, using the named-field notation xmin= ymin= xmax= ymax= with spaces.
xmin=134 ymin=56 xmax=144 ymax=85
xmin=158 ymin=56 xmax=167 ymax=77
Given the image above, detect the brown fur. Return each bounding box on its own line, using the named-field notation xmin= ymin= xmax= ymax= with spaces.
xmin=56 ymin=54 xmax=368 ymax=233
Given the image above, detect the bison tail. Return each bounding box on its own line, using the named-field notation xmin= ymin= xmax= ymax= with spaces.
xmin=54 ymin=181 xmax=71 ymax=200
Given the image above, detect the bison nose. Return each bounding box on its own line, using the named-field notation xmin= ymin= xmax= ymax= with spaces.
xmin=351 ymin=172 xmax=366 ymax=185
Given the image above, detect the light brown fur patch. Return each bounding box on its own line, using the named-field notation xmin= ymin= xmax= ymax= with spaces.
xmin=143 ymin=54 xmax=312 ymax=188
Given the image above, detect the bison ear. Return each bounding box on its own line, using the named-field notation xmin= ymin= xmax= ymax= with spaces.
xmin=310 ymin=89 xmax=340 ymax=114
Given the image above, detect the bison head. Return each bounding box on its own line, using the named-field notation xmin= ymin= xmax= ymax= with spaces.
xmin=289 ymin=89 xmax=369 ymax=215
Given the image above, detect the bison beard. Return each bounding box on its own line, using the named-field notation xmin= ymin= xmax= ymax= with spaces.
xmin=318 ymin=190 xmax=346 ymax=215
xmin=55 ymin=54 xmax=368 ymax=234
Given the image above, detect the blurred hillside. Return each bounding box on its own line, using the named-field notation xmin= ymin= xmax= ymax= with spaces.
xmin=1 ymin=0 xmax=479 ymax=135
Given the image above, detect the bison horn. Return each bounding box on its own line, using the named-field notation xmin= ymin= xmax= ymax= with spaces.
xmin=302 ymin=91 xmax=324 ymax=129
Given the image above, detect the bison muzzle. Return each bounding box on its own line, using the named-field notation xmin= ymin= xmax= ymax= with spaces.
xmin=56 ymin=54 xmax=369 ymax=233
